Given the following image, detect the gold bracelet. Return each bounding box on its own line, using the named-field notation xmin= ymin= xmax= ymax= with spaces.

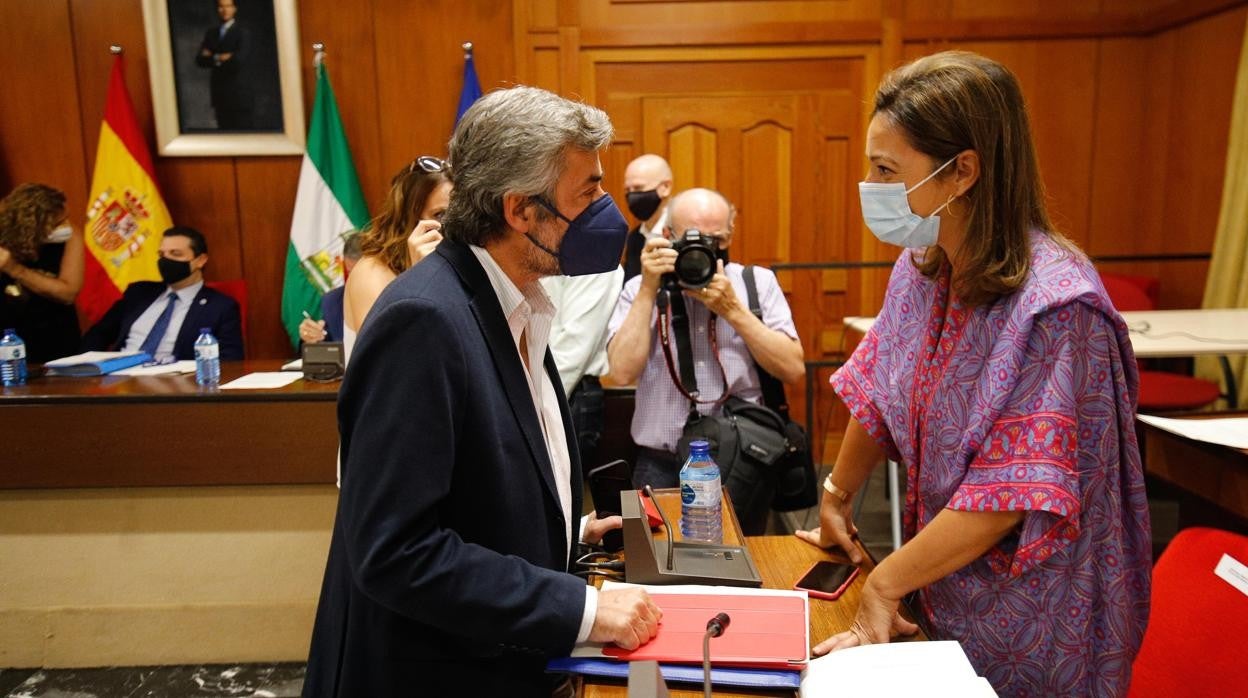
xmin=823 ymin=474 xmax=853 ymax=503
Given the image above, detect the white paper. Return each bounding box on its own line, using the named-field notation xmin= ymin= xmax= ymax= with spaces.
xmin=1215 ymin=553 xmax=1248 ymax=598
xmin=800 ymin=641 xmax=994 ymax=697
xmin=1137 ymin=414 xmax=1248 ymax=450
xmin=219 ymin=372 xmax=302 ymax=390
xmin=281 ymin=358 xmax=303 ymax=371
xmin=111 ymin=360 xmax=198 ymax=376
xmin=43 ymin=351 xmax=145 ymax=368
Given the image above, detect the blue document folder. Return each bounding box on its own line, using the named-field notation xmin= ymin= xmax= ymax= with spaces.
xmin=43 ymin=352 xmax=152 ymax=376
xmin=546 ymin=656 xmax=801 ymax=689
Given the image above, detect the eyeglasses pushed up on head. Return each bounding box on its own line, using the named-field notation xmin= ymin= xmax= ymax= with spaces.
xmin=408 ymin=155 xmax=448 ymax=174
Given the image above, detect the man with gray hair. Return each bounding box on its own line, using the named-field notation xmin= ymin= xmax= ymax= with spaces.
xmin=607 ymin=188 xmax=806 ymax=533
xmin=303 ymin=86 xmax=660 ymax=697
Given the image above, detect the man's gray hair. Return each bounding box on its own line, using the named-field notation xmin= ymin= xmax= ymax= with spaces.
xmin=441 ymin=86 xmax=613 ymax=246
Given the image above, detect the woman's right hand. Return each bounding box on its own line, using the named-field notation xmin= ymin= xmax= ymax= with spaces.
xmin=795 ymin=489 xmax=863 ymax=564
xmin=406 ymin=220 xmax=443 ymax=266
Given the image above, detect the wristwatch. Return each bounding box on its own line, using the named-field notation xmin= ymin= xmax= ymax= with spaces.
xmin=823 ymin=474 xmax=853 ymax=503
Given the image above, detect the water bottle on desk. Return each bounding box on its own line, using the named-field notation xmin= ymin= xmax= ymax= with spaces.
xmin=194 ymin=327 xmax=220 ymax=386
xmin=679 ymin=439 xmax=722 ymax=543
xmin=0 ymin=328 xmax=28 ymax=387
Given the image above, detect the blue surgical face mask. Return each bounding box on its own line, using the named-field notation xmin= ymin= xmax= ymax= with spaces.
xmin=529 ymin=193 xmax=629 ymax=276
xmin=858 ymin=156 xmax=958 ymax=249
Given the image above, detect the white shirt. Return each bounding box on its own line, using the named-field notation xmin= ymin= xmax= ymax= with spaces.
xmin=639 ymin=208 xmax=668 ymax=239
xmin=469 ymin=246 xmax=597 ymax=643
xmin=121 ymin=281 xmax=203 ymax=361
xmin=540 ymin=267 xmax=625 ymax=395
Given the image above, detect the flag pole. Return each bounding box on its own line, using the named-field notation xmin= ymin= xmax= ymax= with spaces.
xmin=312 ymin=42 xmax=325 ymax=68
xmin=110 ymin=44 xmax=123 ymax=55
xmin=462 ymin=41 xmax=473 ymax=58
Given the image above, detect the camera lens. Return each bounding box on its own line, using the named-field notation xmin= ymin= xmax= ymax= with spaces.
xmin=675 ymin=247 xmax=715 ymax=288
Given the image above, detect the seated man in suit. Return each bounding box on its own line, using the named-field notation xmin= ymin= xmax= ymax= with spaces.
xmin=302 ymin=86 xmax=660 ymax=698
xmin=83 ymin=226 xmax=243 ymax=361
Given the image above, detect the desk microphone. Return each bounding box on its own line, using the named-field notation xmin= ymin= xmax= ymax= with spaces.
xmin=642 ymin=485 xmax=676 ymax=571
xmin=702 ymin=612 xmax=730 ymax=698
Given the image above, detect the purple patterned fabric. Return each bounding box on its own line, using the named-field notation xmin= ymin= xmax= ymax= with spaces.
xmin=833 ymin=232 xmax=1151 ymax=696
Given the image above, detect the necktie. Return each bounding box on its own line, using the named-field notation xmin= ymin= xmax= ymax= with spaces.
xmin=139 ymin=292 xmax=178 ymax=358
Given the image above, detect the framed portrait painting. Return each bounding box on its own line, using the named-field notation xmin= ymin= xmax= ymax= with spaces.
xmin=141 ymin=0 xmax=305 ymax=156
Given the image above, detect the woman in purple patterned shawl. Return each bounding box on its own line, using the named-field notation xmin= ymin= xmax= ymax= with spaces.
xmin=796 ymin=51 xmax=1151 ymax=696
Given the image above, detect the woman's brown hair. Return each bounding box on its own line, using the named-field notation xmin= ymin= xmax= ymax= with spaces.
xmin=358 ymin=158 xmax=450 ymax=275
xmin=0 ymin=183 xmax=67 ymax=264
xmin=873 ymin=51 xmax=1077 ymax=306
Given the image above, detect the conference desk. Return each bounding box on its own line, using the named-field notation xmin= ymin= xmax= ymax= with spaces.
xmin=0 ymin=360 xmax=339 ymax=489
xmin=1139 ymin=411 xmax=1248 ymax=524
xmin=579 ymin=490 xmax=928 ymax=698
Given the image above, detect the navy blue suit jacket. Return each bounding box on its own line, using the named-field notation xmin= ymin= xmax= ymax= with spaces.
xmin=302 ymin=241 xmax=586 ymax=697
xmin=82 ymin=281 xmax=244 ymax=360
xmin=319 ymin=286 xmax=344 ymax=343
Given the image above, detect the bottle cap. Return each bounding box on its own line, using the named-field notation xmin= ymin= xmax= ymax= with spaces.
xmin=200 ymin=327 xmax=212 ymax=334
xmin=3 ymin=328 xmax=14 ymax=334
xmin=689 ymin=440 xmax=710 ymax=455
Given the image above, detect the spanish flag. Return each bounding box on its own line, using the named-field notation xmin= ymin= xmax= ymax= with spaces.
xmin=80 ymin=54 xmax=173 ymax=324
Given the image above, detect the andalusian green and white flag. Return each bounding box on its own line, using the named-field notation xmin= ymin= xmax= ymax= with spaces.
xmin=281 ymin=58 xmax=369 ymax=349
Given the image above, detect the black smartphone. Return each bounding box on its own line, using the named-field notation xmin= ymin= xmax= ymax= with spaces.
xmin=793 ymin=560 xmax=860 ymax=600
xmin=586 ymin=459 xmax=633 ymax=552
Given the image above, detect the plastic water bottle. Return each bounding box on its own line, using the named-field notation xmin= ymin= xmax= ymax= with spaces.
xmin=194 ymin=327 xmax=220 ymax=386
xmin=0 ymin=329 xmax=28 ymax=387
xmin=680 ymin=440 xmax=723 ymax=544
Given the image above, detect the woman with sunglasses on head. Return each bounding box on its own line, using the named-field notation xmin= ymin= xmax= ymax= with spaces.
xmin=340 ymin=156 xmax=451 ymax=362
xmin=796 ymin=51 xmax=1150 ymax=695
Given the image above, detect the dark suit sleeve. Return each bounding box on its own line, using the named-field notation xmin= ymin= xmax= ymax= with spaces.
xmin=82 ymin=296 xmax=128 ymax=351
xmin=195 ymin=28 xmax=216 ymax=68
xmin=338 ymin=297 xmax=586 ymax=653
xmin=215 ymin=297 xmax=244 ymax=360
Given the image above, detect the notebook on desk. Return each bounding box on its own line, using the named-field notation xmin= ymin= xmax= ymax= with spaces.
xmin=573 ymin=582 xmax=809 ymax=670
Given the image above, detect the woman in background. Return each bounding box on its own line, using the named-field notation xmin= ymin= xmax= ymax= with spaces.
xmin=342 ymin=156 xmax=451 ymax=361
xmin=797 ymin=51 xmax=1150 ymax=696
xmin=0 ymin=183 xmax=84 ymax=363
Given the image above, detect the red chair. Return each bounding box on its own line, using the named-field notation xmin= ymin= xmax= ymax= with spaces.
xmin=206 ymin=279 xmax=248 ymax=343
xmin=1100 ymin=273 xmax=1223 ymax=412
xmin=1129 ymin=527 xmax=1248 ymax=696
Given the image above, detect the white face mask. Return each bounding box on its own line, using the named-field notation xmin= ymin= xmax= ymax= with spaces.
xmin=858 ymin=156 xmax=957 ymax=248
xmin=45 ymin=224 xmax=73 ymax=244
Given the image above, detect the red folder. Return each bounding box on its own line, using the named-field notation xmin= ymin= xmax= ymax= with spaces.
xmin=601 ymin=592 xmax=808 ymax=669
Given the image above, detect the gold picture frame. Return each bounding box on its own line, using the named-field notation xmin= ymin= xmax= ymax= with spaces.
xmin=140 ymin=0 xmax=305 ymax=156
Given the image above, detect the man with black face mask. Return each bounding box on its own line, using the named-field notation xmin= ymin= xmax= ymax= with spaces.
xmin=621 ymin=154 xmax=673 ymax=282
xmin=83 ymin=226 xmax=243 ymax=361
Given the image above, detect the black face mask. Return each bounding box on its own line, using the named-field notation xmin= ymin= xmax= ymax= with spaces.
xmin=158 ymin=257 xmax=194 ymax=285
xmin=626 ymin=189 xmax=662 ymax=221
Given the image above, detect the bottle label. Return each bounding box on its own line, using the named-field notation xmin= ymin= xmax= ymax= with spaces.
xmin=195 ymin=344 xmax=219 ymax=360
xmin=0 ymin=345 xmax=23 ymax=361
xmin=680 ymin=478 xmax=721 ymax=508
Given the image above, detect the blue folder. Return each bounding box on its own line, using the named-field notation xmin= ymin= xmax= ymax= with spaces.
xmin=546 ymin=656 xmax=801 ymax=689
xmin=43 ymin=352 xmax=151 ymax=376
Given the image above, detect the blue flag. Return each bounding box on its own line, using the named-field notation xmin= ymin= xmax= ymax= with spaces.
xmin=456 ymin=52 xmax=483 ymax=124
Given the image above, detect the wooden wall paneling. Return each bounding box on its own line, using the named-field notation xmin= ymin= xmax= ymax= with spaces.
xmin=152 ymin=159 xmax=245 ymax=281
xmin=0 ymin=1 xmax=89 ymax=218
xmin=235 ymin=159 xmax=302 ymax=358
xmin=300 ymin=0 xmax=383 ymax=207
xmin=1088 ymin=37 xmax=1154 ymax=258
xmin=577 ymin=0 xmax=886 ymax=28
xmin=559 ymin=27 xmax=582 ymax=95
xmin=1157 ymin=7 xmax=1247 ymax=255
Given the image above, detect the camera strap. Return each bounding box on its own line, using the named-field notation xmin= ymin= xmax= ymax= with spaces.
xmin=656 ymin=288 xmax=728 ymax=407
xmin=742 ymin=266 xmax=791 ymax=419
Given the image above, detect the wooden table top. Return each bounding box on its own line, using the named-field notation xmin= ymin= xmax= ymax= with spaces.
xmin=0 ymin=359 xmax=339 ymax=404
xmin=579 ymin=490 xmax=926 ymax=697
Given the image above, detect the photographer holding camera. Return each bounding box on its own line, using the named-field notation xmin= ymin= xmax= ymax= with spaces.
xmin=607 ymin=188 xmax=805 ymax=518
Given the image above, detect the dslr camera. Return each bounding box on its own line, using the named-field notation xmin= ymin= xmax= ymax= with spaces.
xmin=662 ymin=229 xmax=718 ymax=292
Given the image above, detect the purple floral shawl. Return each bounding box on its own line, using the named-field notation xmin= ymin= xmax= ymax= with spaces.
xmin=833 ymin=232 xmax=1151 ymax=696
